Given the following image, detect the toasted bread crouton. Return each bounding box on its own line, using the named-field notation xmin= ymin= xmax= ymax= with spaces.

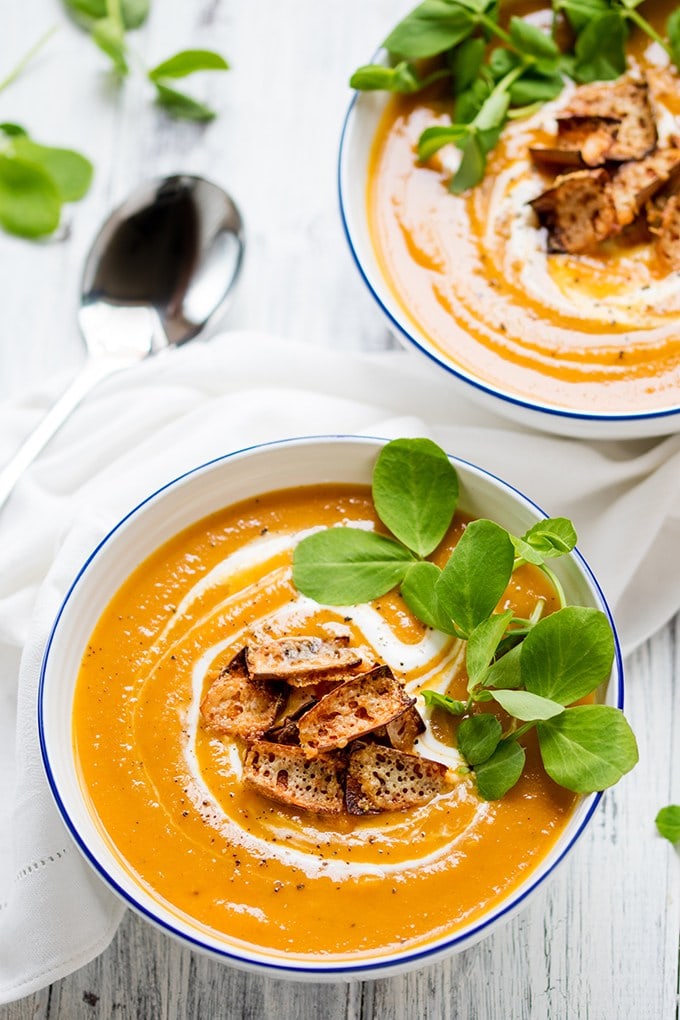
xmin=263 ymin=688 xmax=318 ymax=745
xmin=530 ymin=116 xmax=620 ymax=171
xmin=345 ymin=744 xmax=452 ymax=815
xmin=530 ymin=169 xmax=617 ymax=253
xmin=560 ymin=77 xmax=656 ymax=161
xmin=246 ymin=635 xmax=362 ymax=681
xmin=243 ymin=740 xmax=346 ymax=814
xmin=297 ymin=665 xmax=415 ymax=754
xmin=611 ymin=148 xmax=680 ymax=226
xmin=200 ymin=649 xmax=285 ymax=740
xmin=655 ymin=193 xmax=680 ymax=269
xmin=384 ymin=704 xmax=426 ymax=752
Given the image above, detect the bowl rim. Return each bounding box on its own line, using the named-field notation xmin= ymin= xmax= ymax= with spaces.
xmin=337 ymin=82 xmax=680 ymax=429
xmin=38 ymin=433 xmax=625 ymax=978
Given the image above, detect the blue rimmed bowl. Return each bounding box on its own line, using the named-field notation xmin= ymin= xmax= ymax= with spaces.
xmin=39 ymin=435 xmax=623 ymax=980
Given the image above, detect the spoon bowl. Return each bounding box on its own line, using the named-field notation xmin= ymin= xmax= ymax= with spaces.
xmin=0 ymin=174 xmax=245 ymax=509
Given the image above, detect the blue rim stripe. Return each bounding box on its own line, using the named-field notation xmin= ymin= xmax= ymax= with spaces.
xmin=337 ymin=89 xmax=680 ymax=428
xmin=38 ymin=434 xmax=623 ymax=977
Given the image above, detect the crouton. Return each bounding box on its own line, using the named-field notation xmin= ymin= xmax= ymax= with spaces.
xmin=243 ymin=740 xmax=346 ymax=814
xmin=611 ymin=148 xmax=680 ymax=226
xmin=560 ymin=77 xmax=656 ymax=161
xmin=245 ymin=635 xmax=362 ymax=681
xmin=297 ymin=665 xmax=415 ymax=754
xmin=655 ymin=193 xmax=680 ymax=269
xmin=345 ymin=744 xmax=453 ymax=815
xmin=530 ymin=169 xmax=618 ymax=253
xmin=200 ymin=648 xmax=285 ymax=740
xmin=530 ymin=116 xmax=620 ymax=171
xmin=384 ymin=704 xmax=426 ymax=752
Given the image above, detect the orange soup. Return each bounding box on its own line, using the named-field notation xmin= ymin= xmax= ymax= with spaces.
xmin=73 ymin=484 xmax=576 ymax=962
xmin=367 ymin=1 xmax=680 ymax=414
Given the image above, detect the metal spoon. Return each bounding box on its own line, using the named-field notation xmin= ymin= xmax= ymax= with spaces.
xmin=0 ymin=173 xmax=245 ymax=510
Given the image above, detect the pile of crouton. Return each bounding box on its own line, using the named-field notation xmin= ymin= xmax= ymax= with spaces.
xmin=200 ymin=635 xmax=453 ymax=816
xmin=529 ymin=75 xmax=680 ymax=266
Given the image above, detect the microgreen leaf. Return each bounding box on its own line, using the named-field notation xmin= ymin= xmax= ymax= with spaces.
xmin=491 ymin=688 xmax=564 ymax=721
xmin=421 ymin=689 xmax=468 ymax=715
xmin=572 ymin=13 xmax=628 ymax=82
xmin=451 ymin=131 xmax=487 ymax=192
xmin=521 ymin=606 xmax=615 ymax=705
xmin=436 ymin=519 xmax=515 ymax=637
xmin=455 ymin=77 xmax=492 ymax=124
xmin=401 ymin=561 xmax=458 ymax=633
xmin=509 ymin=70 xmax=564 ymax=106
xmin=10 ymin=138 xmax=93 ymax=201
xmin=383 ymin=1 xmax=477 ymax=59
xmin=475 ymin=739 xmax=526 ymax=799
xmin=152 ymin=82 xmax=217 ymax=122
xmin=292 ymin=527 xmax=415 ymax=605
xmin=523 ymin=518 xmax=577 ymax=558
xmin=372 ymin=437 xmax=458 ymax=557
xmin=92 ymin=17 xmax=128 ymax=75
xmin=148 ymin=50 xmax=229 ymax=81
xmin=457 ymin=713 xmax=502 ymax=764
xmin=655 ymin=805 xmax=680 ymax=844
xmin=668 ymin=10 xmax=680 ymax=69
xmin=508 ymin=16 xmax=559 ymax=60
xmin=418 ymin=124 xmax=470 ymax=161
xmin=0 ymin=155 xmax=61 ymax=238
xmin=484 ymin=641 xmax=523 ymax=689
xmin=64 ymin=0 xmax=150 ymax=30
xmin=0 ymin=123 xmax=28 ymax=137
xmin=554 ymin=0 xmax=610 ymax=32
xmin=537 ymin=705 xmax=638 ymax=792
xmin=466 ymin=610 xmax=513 ymax=689
xmin=450 ymin=36 xmax=486 ymax=93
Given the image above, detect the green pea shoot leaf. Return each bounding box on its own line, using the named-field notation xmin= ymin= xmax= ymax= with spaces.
xmin=491 ymin=688 xmax=564 ymax=721
xmin=655 ymin=805 xmax=680 ymax=844
xmin=475 ymin=739 xmax=526 ymax=800
xmin=436 ymin=519 xmax=515 ymax=637
xmin=537 ymin=705 xmax=638 ymax=792
xmin=457 ymin=713 xmax=502 ymax=764
xmin=521 ymin=606 xmax=615 ymax=705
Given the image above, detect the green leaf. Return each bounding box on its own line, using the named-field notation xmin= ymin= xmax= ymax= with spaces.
xmin=523 ymin=517 xmax=577 ymax=558
xmin=418 ymin=124 xmax=469 ymax=160
xmin=0 ymin=123 xmax=28 ymax=137
xmin=152 ymin=82 xmax=216 ymax=122
xmin=475 ymin=739 xmax=526 ymax=799
xmin=521 ymin=606 xmax=615 ymax=705
xmin=555 ymin=0 xmax=610 ymax=32
xmin=508 ymin=16 xmax=560 ymax=59
xmin=450 ymin=36 xmax=486 ymax=93
xmin=64 ymin=0 xmax=149 ymax=29
xmin=436 ymin=518 xmax=515 ymax=636
xmin=572 ymin=13 xmax=627 ymax=83
xmin=11 ymin=138 xmax=93 ymax=201
xmin=148 ymin=49 xmax=229 ymax=81
xmin=457 ymin=713 xmax=502 ymax=764
xmin=292 ymin=527 xmax=415 ymax=605
xmin=489 ymin=46 xmax=519 ymax=81
xmin=455 ymin=76 xmax=492 ymax=123
xmin=0 ymin=154 xmax=61 ymax=237
xmin=484 ymin=641 xmax=523 ymax=689
xmin=92 ymin=17 xmax=128 ymax=75
xmin=509 ymin=70 xmax=564 ymax=106
xmin=400 ymin=561 xmax=457 ymax=633
xmin=451 ymin=131 xmax=487 ymax=192
xmin=537 ymin=705 xmax=638 ymax=793
xmin=383 ymin=0 xmax=476 ymax=59
xmin=655 ymin=805 xmax=680 ymax=844
xmin=491 ymin=688 xmax=564 ymax=721
xmin=421 ymin=689 xmax=468 ymax=716
xmin=372 ymin=437 xmax=459 ymax=558
xmin=667 ymin=10 xmax=680 ymax=70
xmin=466 ymin=610 xmax=513 ymax=688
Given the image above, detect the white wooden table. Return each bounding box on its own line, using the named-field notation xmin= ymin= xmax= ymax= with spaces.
xmin=1 ymin=2 xmax=678 ymax=1017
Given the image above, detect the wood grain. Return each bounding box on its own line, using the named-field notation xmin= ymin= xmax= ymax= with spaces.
xmin=0 ymin=1 xmax=678 ymax=1017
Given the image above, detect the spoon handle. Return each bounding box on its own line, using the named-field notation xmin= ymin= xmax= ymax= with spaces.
xmin=0 ymin=354 xmax=140 ymax=512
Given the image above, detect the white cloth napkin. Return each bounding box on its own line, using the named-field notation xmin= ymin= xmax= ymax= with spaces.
xmin=1 ymin=331 xmax=679 ymax=1003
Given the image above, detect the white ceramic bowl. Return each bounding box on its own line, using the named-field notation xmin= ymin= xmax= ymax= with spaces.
xmin=338 ymin=79 xmax=680 ymax=440
xmin=39 ymin=435 xmax=624 ymax=980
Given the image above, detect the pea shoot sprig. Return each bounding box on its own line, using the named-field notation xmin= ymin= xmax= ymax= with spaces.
xmin=292 ymin=438 xmax=638 ymax=801
xmin=350 ymin=0 xmax=680 ymax=193
xmin=64 ymin=0 xmax=229 ymax=121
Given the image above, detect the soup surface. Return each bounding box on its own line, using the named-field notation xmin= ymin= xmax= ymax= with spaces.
xmin=73 ymin=485 xmax=575 ymax=961
xmin=367 ymin=1 xmax=680 ymax=414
